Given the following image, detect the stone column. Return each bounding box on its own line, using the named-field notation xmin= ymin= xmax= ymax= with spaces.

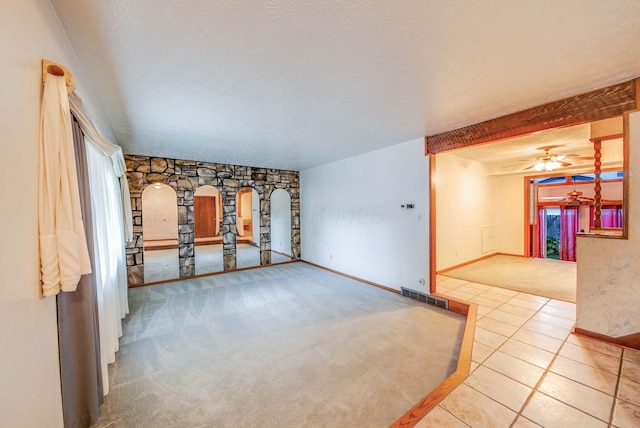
xmin=127 ymin=191 xmax=144 ymax=284
xmin=260 ymin=189 xmax=272 ymax=265
xmin=290 ymin=186 xmax=301 ymax=259
xmin=124 ymin=155 xmax=149 ymax=285
xmin=177 ymin=191 xmax=195 ymax=277
xmin=175 ymin=161 xmax=197 ymax=277
xmin=222 ymin=179 xmax=239 ymax=270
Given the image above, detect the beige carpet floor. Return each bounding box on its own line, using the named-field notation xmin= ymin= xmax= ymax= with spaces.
xmin=92 ymin=262 xmax=465 ymax=427
xmin=440 ymin=255 xmax=577 ymax=303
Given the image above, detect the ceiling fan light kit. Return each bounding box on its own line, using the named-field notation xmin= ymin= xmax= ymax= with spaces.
xmin=534 ymin=159 xmax=563 ymax=171
xmin=531 ymin=146 xmax=577 ymax=172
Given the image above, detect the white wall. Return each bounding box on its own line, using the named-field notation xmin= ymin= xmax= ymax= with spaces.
xmin=301 ymin=138 xmax=430 ymax=292
xmin=495 ymin=174 xmax=526 ymax=255
xmin=239 ymin=190 xmax=252 ymax=219
xmin=142 ymin=185 xmax=178 ymax=240
xmin=271 ymin=189 xmax=292 ymax=256
xmin=0 ymin=0 xmax=114 ymax=425
xmin=436 ymin=153 xmax=499 ymax=270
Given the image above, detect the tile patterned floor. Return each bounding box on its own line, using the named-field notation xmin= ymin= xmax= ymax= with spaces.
xmin=416 ymin=276 xmax=640 ymax=428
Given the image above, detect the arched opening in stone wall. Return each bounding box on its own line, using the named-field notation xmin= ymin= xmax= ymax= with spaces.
xmin=236 ymin=187 xmax=260 ymax=268
xmin=270 ymin=189 xmax=292 ymax=263
xmin=125 ymin=154 xmax=301 ymax=285
xmin=194 ymin=185 xmax=224 ymax=275
xmin=142 ymin=183 xmax=179 ymax=282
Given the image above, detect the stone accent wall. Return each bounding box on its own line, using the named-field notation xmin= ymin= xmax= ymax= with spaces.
xmin=125 ymin=155 xmax=300 ymax=285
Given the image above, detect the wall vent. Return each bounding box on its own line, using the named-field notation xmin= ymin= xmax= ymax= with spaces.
xmin=401 ymin=287 xmax=448 ymax=310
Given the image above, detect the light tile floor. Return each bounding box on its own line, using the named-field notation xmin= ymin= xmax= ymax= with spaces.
xmin=416 ymin=275 xmax=640 ymax=428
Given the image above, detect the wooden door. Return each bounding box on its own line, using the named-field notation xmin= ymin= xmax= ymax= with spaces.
xmin=194 ymin=196 xmax=217 ymax=238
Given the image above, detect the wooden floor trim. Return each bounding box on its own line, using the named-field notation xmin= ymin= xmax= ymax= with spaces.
xmin=391 ymin=295 xmax=477 ymax=427
xmin=300 ymin=260 xmax=401 ymax=294
xmin=299 ymin=262 xmax=477 ymax=427
xmin=436 ymin=252 xmax=499 ymax=274
xmin=144 ymin=244 xmax=179 ymax=250
xmin=129 ymin=260 xmax=299 ymax=288
xmin=437 ymin=252 xmax=527 ymax=275
xmin=300 ymin=261 xmax=477 ymax=427
xmin=272 ymin=249 xmax=293 ymax=258
xmin=574 ymin=327 xmax=640 ymax=351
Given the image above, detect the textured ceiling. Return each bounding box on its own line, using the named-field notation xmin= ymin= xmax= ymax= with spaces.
xmin=51 ymin=0 xmax=640 ymax=170
xmin=448 ymin=123 xmax=623 ymax=175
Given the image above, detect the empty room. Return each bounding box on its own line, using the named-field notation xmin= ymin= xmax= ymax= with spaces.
xmin=3 ymin=1 xmax=640 ymax=428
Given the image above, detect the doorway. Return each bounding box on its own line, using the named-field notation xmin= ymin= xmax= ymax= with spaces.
xmin=536 ymin=206 xmax=578 ymax=261
xmin=540 ymin=207 xmax=561 ymax=260
xmin=236 ymin=187 xmax=260 ymax=268
xmin=194 ymin=185 xmax=223 ymax=275
xmin=142 ymin=183 xmax=179 ymax=282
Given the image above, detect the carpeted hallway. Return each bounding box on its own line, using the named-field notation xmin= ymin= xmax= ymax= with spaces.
xmin=93 ymin=262 xmax=465 ymax=427
xmin=441 ymin=255 xmax=576 ymax=303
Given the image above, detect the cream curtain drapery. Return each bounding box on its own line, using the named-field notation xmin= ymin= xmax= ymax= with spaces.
xmin=69 ymin=95 xmax=133 ymax=244
xmin=39 ymin=74 xmax=92 ymax=296
xmin=86 ymin=141 xmax=129 ymax=395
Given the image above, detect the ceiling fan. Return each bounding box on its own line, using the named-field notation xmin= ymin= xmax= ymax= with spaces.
xmin=528 ymin=146 xmax=569 ymax=171
xmin=504 ymin=146 xmax=593 ymax=172
xmin=560 ymin=189 xmax=594 ymax=205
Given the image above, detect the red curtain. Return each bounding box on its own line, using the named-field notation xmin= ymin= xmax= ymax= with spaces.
xmin=537 ymin=206 xmax=545 ymax=258
xmin=601 ymin=205 xmax=623 ymax=228
xmin=560 ymin=206 xmax=579 ymax=261
xmin=589 ymin=205 xmax=623 ymax=228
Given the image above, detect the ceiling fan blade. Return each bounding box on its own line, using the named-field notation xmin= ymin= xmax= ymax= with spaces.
xmin=560 ymin=162 xmax=572 ymax=167
xmin=568 ymin=156 xmax=594 ymax=161
xmin=536 ymin=145 xmax=562 ymax=152
xmin=522 ymin=164 xmax=536 ymax=171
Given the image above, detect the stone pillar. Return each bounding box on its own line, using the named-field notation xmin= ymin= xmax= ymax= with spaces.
xmin=260 ymin=189 xmax=272 ymax=265
xmin=175 ymin=161 xmax=197 ymax=277
xmin=124 ymin=156 xmax=149 ymax=285
xmin=222 ymin=179 xmax=239 ymax=270
xmin=127 ymin=192 xmax=144 ymax=285
xmin=290 ymin=186 xmax=301 ymax=259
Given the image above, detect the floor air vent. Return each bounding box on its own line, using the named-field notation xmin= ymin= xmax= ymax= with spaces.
xmin=401 ymin=287 xmax=448 ymax=310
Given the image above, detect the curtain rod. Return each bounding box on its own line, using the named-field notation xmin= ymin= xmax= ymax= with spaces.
xmin=42 ymin=59 xmax=76 ymax=94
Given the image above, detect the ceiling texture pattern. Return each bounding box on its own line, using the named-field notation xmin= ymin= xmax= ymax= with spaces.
xmin=51 ymin=0 xmax=640 ymax=170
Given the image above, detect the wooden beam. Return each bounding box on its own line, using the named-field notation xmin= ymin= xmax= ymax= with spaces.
xmin=425 ymin=78 xmax=637 ymax=154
